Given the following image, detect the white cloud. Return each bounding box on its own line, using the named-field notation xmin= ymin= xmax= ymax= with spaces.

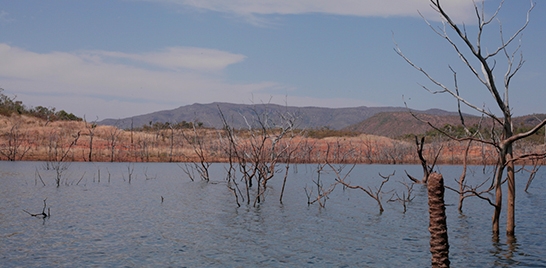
xmin=0 ymin=43 xmax=266 ymax=118
xmin=0 ymin=43 xmax=368 ymax=120
xmin=155 ymin=0 xmax=480 ymax=22
xmin=88 ymin=47 xmax=246 ymax=71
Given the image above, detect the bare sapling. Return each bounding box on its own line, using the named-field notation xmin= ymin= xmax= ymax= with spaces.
xmin=336 ymin=169 xmax=394 ymax=213
xmin=304 ymin=163 xmax=340 ymax=208
xmin=388 ymin=179 xmax=415 ymax=213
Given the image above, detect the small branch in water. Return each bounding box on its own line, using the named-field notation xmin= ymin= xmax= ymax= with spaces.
xmin=35 ymin=167 xmax=46 ymax=186
xmin=23 ymin=198 xmax=50 ymax=218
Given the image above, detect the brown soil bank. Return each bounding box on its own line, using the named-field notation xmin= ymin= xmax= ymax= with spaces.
xmin=1 ymin=115 xmax=544 ymax=165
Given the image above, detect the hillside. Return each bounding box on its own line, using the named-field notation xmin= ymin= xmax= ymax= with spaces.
xmin=99 ymin=102 xmax=439 ymax=130
xmin=346 ymin=111 xmax=546 ymax=138
xmin=344 ymin=111 xmax=479 ymax=138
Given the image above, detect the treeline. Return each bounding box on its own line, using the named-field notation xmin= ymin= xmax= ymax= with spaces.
xmin=133 ymin=121 xmax=204 ymax=132
xmin=302 ymin=126 xmax=360 ymax=139
xmin=0 ymin=89 xmax=81 ymax=121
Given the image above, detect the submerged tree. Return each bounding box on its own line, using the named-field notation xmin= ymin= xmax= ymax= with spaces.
xmin=396 ymin=0 xmax=546 ymax=236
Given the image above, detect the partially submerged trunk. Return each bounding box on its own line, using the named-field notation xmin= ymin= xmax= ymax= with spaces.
xmin=427 ymin=172 xmax=450 ymax=268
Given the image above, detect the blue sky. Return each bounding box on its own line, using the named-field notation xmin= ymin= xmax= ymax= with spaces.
xmin=0 ymin=0 xmax=544 ymax=120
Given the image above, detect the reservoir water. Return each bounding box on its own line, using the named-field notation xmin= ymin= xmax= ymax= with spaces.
xmin=1 ymin=161 xmax=545 ymax=267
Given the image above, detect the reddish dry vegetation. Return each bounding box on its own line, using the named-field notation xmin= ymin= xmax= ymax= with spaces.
xmin=0 ymin=114 xmax=544 ymax=165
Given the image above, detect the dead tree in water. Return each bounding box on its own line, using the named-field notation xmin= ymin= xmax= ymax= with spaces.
xmin=405 ymin=136 xmax=442 ymax=184
xmin=427 ymin=173 xmax=450 ymax=267
xmin=180 ymin=124 xmax=212 ymax=181
xmin=43 ymin=129 xmax=81 ymax=187
xmin=336 ymin=169 xmax=394 ymax=213
xmin=396 ymin=0 xmax=546 ymax=236
xmin=218 ymin=104 xmax=296 ymax=206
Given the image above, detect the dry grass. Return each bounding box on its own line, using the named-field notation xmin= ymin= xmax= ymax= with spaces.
xmin=0 ymin=115 xmax=543 ymax=165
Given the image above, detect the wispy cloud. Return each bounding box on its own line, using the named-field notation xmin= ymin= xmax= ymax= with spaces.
xmin=152 ymin=0 xmax=479 ymax=22
xmin=0 ymin=10 xmax=14 ymax=24
xmin=88 ymin=47 xmax=246 ymax=72
xmin=0 ymin=43 xmax=369 ymax=119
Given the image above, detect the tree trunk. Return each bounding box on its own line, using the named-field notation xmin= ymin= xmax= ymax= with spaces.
xmin=506 ymin=148 xmax=515 ymax=236
xmin=492 ymin=162 xmax=504 ymax=236
xmin=427 ymin=172 xmax=450 ymax=268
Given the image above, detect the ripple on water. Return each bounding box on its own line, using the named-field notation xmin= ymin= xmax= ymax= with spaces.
xmin=0 ymin=162 xmax=545 ymax=267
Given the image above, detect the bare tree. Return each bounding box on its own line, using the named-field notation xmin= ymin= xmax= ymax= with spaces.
xmin=84 ymin=116 xmax=98 ymax=162
xmin=405 ymin=136 xmax=442 ymax=184
xmin=388 ymin=179 xmax=416 ymax=213
xmin=218 ymin=104 xmax=297 ymax=206
xmin=44 ymin=129 xmax=81 ymax=187
xmin=0 ymin=118 xmax=32 ymax=161
xmin=106 ymin=123 xmax=122 ymax=162
xmin=179 ymin=123 xmax=212 ymax=181
xmin=396 ymin=0 xmax=546 ymax=236
xmin=336 ymin=170 xmax=394 ymax=214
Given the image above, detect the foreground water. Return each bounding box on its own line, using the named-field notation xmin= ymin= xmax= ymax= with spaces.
xmin=0 ymin=161 xmax=545 ymax=267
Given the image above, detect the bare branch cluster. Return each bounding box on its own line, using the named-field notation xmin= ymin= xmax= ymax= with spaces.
xmin=397 ymin=0 xmax=545 ymax=236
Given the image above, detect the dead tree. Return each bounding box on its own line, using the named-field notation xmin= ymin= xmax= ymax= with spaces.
xmin=396 ymin=0 xmax=546 ymax=236
xmin=84 ymin=117 xmax=98 ymax=162
xmin=304 ymin=142 xmax=394 ymax=213
xmin=304 ymin=162 xmax=345 ymax=208
xmin=218 ymin=104 xmax=296 ymax=206
xmin=180 ymin=124 xmax=212 ymax=181
xmin=405 ymin=136 xmax=442 ymax=184
xmin=0 ymin=118 xmax=32 ymax=161
xmin=388 ymin=179 xmax=415 ymax=213
xmin=107 ymin=123 xmax=122 ymax=162
xmin=43 ymin=129 xmax=81 ymax=187
xmin=336 ymin=170 xmax=394 ymax=213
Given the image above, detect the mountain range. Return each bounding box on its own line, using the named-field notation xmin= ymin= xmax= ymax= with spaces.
xmin=99 ymin=102 xmax=545 ymax=138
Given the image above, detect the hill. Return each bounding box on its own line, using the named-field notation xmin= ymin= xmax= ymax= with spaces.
xmin=99 ymin=102 xmax=545 ymax=139
xmin=99 ymin=102 xmax=443 ymax=130
xmin=344 ymin=111 xmax=479 ymax=138
xmin=346 ymin=111 xmax=546 ymax=138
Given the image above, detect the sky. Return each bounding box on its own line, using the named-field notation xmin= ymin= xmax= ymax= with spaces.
xmin=0 ymin=0 xmax=544 ymax=120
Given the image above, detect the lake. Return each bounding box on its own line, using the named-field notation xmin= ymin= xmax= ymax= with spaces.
xmin=1 ymin=161 xmax=545 ymax=267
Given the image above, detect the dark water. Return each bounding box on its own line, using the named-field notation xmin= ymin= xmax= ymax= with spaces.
xmin=0 ymin=161 xmax=545 ymax=267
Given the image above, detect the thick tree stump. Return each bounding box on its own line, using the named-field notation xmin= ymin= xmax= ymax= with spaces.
xmin=428 ymin=172 xmax=450 ymax=267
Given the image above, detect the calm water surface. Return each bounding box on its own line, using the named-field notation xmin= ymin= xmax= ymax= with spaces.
xmin=1 ymin=161 xmax=545 ymax=267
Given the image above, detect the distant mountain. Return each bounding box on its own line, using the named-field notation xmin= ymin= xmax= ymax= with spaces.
xmin=99 ymin=102 xmax=419 ymax=130
xmin=99 ymin=102 xmax=545 ymax=138
xmin=345 ymin=111 xmax=546 ymax=138
xmin=344 ymin=111 xmax=479 ymax=138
